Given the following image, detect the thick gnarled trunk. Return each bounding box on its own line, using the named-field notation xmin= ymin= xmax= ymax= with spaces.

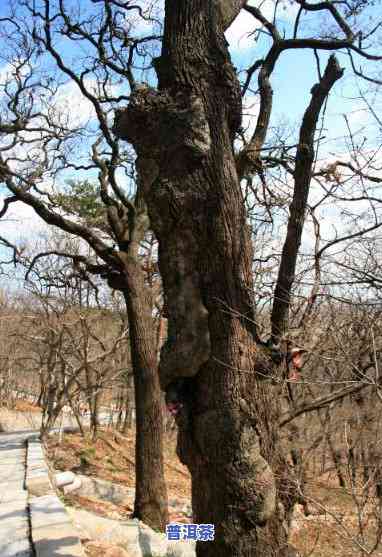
xmin=115 ymin=1 xmax=295 ymax=554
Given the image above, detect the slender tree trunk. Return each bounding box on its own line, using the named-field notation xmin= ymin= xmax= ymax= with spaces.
xmin=41 ymin=404 xmax=61 ymax=439
xmin=349 ymin=445 xmax=357 ymax=486
xmin=320 ymin=409 xmax=346 ymax=488
xmin=116 ymin=388 xmax=123 ymax=429
xmin=121 ymin=259 xmax=169 ymax=531
xmin=90 ymin=389 xmax=100 ymax=441
xmin=36 ymin=378 xmax=45 ymax=407
xmin=41 ymin=380 xmax=57 ymax=437
xmin=72 ymin=408 xmax=85 ymax=437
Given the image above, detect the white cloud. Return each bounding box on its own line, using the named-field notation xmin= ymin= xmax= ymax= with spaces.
xmin=225 ymin=9 xmax=260 ymax=50
xmin=0 ymin=60 xmax=31 ymax=87
xmin=0 ymin=197 xmax=50 ymax=247
xmin=0 ymin=63 xmax=13 ymax=86
xmin=234 ymin=92 xmax=260 ymax=152
xmin=242 ymin=92 xmax=260 ymax=138
xmin=0 ymin=63 xmax=109 ymax=131
xmin=50 ymin=80 xmax=97 ymax=129
xmin=0 ymin=74 xmax=104 ymax=185
xmin=225 ymin=0 xmax=299 ymax=50
xmin=123 ymin=0 xmax=164 ymax=37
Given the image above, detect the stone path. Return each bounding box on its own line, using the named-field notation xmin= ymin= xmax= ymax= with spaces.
xmin=0 ymin=418 xmax=195 ymax=557
xmin=0 ymin=409 xmax=131 ymax=557
xmin=0 ymin=431 xmax=34 ymax=557
xmin=0 ymin=428 xmax=85 ymax=557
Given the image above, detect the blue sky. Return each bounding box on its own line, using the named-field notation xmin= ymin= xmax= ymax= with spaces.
xmin=226 ymin=3 xmax=381 ymax=152
xmin=0 ymin=0 xmax=381 ymax=293
xmin=1 ymin=0 xmax=379 ymax=151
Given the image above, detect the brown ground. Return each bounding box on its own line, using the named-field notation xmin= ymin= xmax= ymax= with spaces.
xmin=46 ymin=428 xmax=192 ymax=556
xmin=46 ymin=428 xmax=191 ymax=498
xmin=83 ymin=540 xmax=130 ymax=557
xmin=290 ymin=474 xmax=382 ymax=557
xmin=13 ymin=399 xmax=42 ymax=412
xmin=0 ymin=402 xmax=42 ymax=431
xmin=45 ymin=427 xmax=191 ymax=514
xmin=45 ymin=429 xmax=382 ymax=557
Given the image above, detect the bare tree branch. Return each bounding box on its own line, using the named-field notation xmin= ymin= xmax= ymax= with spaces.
xmin=270 ymin=55 xmax=344 ymax=345
xmin=279 ymin=382 xmax=369 ymax=428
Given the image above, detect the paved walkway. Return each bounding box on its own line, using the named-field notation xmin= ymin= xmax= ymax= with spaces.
xmin=0 ymin=431 xmax=36 ymax=556
xmin=0 ymin=424 xmax=86 ymax=557
xmin=0 ymin=407 xmax=118 ymax=557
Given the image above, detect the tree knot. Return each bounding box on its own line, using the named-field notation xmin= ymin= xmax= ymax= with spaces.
xmin=113 ymin=89 xmax=211 ymax=169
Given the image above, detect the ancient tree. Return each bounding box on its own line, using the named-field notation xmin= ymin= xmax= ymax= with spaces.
xmin=0 ymin=0 xmax=380 ymax=553
xmin=114 ymin=1 xmax=380 ymax=555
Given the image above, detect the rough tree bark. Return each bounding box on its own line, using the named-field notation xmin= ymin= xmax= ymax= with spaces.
xmin=121 ymin=262 xmax=169 ymax=528
xmin=114 ymin=2 xmax=343 ymax=555
xmin=115 ymin=5 xmax=284 ymax=553
xmin=4 ymin=178 xmax=169 ymax=532
xmin=105 ymin=215 xmax=169 ymax=529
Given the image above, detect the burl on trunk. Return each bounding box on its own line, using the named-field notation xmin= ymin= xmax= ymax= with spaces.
xmin=115 ymin=1 xmax=296 ymax=555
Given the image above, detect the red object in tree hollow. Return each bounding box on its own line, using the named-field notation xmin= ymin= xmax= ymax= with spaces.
xmin=289 ymin=369 xmax=300 ymax=382
xmin=167 ymin=401 xmax=183 ymax=416
xmin=289 ymin=347 xmax=307 ymax=381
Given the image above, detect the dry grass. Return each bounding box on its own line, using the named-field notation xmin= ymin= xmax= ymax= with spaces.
xmin=47 ymin=428 xmax=191 ymax=498
xmin=46 ymin=427 xmax=191 ymax=524
xmin=290 ymin=473 xmax=382 ymax=556
xmin=13 ymin=399 xmax=42 ymax=413
xmin=46 ymin=429 xmax=382 ymax=556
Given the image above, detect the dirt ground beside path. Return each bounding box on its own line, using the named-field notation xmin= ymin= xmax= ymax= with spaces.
xmin=46 ymin=428 xmax=192 ymax=523
xmin=46 ymin=428 xmax=382 ymax=557
xmin=4 ymin=403 xmax=382 ymax=557
xmin=0 ymin=400 xmax=43 ymax=431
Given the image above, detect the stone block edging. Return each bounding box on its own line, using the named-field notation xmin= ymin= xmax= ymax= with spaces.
xmin=25 ymin=436 xmax=85 ymax=557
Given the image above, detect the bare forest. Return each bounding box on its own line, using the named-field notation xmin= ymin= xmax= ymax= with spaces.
xmin=0 ymin=1 xmax=381 ymax=556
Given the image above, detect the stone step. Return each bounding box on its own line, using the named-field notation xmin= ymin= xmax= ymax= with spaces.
xmin=0 ymin=437 xmax=31 ymax=556
xmin=0 ymin=451 xmax=25 ymax=458
xmin=25 ymin=438 xmax=52 ymax=497
xmin=0 ymin=538 xmax=31 ymax=557
xmin=0 ymin=467 xmax=26 ymax=476
xmin=0 ymin=432 xmax=85 ymax=557
xmin=0 ymin=490 xmax=29 ymax=505
xmin=0 ymin=517 xmax=29 ymax=540
xmin=0 ymin=473 xmax=26 ymax=483
xmin=29 ymin=495 xmax=85 ymax=557
xmin=0 ymin=495 xmax=29 ymax=522
xmin=0 ymin=490 xmax=31 ymax=556
xmin=0 ymin=479 xmax=27 ymax=492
